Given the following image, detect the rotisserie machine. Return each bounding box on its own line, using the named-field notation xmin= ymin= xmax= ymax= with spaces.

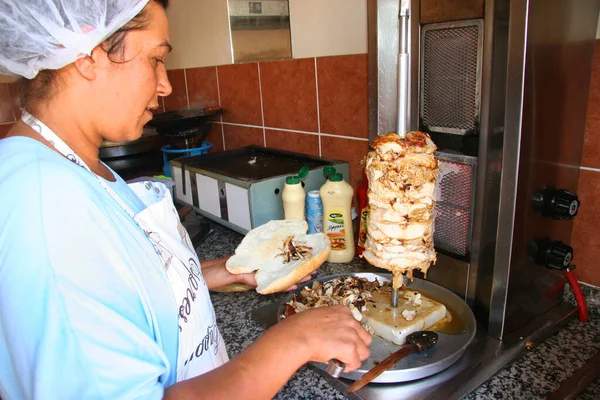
xmin=360 ymin=0 xmax=598 ymax=398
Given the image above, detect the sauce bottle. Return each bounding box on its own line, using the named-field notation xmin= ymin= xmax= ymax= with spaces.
xmin=282 ymin=166 xmax=308 ymax=221
xmin=320 ymin=167 xmax=355 ymax=263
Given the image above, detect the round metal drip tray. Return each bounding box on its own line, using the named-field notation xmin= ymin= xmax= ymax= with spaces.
xmin=277 ymin=273 xmax=477 ymax=383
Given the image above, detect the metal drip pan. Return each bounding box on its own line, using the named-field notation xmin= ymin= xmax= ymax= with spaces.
xmin=277 ymin=273 xmax=477 ymax=383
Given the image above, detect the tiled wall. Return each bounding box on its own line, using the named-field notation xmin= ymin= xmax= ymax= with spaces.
xmin=572 ymin=42 xmax=600 ymax=287
xmin=0 ymin=48 xmax=597 ymax=286
xmin=161 ymin=49 xmax=599 ymax=287
xmin=161 ymin=54 xmax=370 ymax=190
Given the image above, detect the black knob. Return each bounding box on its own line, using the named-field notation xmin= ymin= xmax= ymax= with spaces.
xmin=532 ymin=188 xmax=579 ymax=220
xmin=527 ymin=238 xmax=573 ymax=270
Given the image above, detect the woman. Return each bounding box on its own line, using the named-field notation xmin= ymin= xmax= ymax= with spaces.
xmin=0 ymin=1 xmax=371 ymax=399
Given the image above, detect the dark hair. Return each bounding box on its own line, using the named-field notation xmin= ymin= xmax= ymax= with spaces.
xmin=102 ymin=0 xmax=170 ymax=63
xmin=19 ymin=0 xmax=169 ymax=111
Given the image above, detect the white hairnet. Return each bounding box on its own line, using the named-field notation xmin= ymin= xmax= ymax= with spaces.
xmin=0 ymin=0 xmax=150 ymax=79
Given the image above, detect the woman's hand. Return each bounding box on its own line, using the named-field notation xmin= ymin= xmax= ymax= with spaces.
xmin=200 ymin=256 xmax=239 ymax=290
xmin=273 ymin=305 xmax=372 ymax=372
xmin=165 ymin=304 xmax=371 ymax=400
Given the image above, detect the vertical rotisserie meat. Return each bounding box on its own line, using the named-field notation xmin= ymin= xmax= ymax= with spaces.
xmin=362 ymin=132 xmax=439 ymax=289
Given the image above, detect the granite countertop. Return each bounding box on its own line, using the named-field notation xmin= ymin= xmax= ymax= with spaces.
xmin=196 ymin=223 xmax=600 ymax=400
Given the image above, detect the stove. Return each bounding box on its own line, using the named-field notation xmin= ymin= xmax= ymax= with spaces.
xmin=169 ymin=146 xmax=349 ymax=234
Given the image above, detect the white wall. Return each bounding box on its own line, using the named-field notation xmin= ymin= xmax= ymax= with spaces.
xmin=165 ymin=0 xmax=233 ymax=70
xmin=165 ymin=0 xmax=367 ymax=69
xmin=289 ymin=0 xmax=367 ymax=59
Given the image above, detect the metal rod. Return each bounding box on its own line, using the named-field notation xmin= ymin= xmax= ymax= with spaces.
xmin=397 ymin=0 xmax=410 ymax=138
xmin=391 ymin=288 xmax=398 ymax=307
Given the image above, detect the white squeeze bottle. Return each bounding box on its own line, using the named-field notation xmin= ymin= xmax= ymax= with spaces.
xmin=320 ymin=166 xmax=355 ymax=263
xmin=282 ymin=166 xmax=308 ymax=221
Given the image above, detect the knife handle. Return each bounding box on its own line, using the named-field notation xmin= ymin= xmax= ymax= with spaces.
xmin=327 ymin=359 xmax=345 ymax=378
xmin=348 ymin=344 xmax=418 ymax=393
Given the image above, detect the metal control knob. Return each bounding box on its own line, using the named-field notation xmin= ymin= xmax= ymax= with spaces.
xmin=532 ymin=188 xmax=579 ymax=220
xmin=527 ymin=238 xmax=573 ymax=270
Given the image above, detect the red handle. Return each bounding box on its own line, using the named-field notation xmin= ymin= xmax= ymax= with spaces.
xmin=566 ymin=268 xmax=588 ymax=322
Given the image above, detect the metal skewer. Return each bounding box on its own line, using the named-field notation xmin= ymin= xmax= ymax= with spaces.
xmin=397 ymin=0 xmax=410 ymax=139
xmin=392 ymin=0 xmax=411 ymax=306
xmin=391 ymin=274 xmax=411 ymax=307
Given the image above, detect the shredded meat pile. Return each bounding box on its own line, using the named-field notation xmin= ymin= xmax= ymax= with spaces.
xmin=362 ymin=132 xmax=439 ymax=288
xmin=275 ymin=236 xmax=313 ymax=263
xmin=283 ymin=276 xmax=392 ymax=322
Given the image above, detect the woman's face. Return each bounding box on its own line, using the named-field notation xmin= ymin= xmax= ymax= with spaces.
xmin=93 ymin=1 xmax=172 ymax=143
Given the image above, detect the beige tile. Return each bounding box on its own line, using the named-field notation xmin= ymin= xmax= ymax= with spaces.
xmin=320 ymin=136 xmax=369 ymax=190
xmin=265 ymin=129 xmax=319 ymax=157
xmin=582 ymin=116 xmax=600 ymax=169
xmin=317 ymin=54 xmax=368 ymax=139
xmin=570 ymin=169 xmax=600 ymax=286
xmin=260 ymin=58 xmax=318 ymax=132
xmin=186 ymin=66 xmax=219 ymax=110
xmin=205 ymin=123 xmax=224 ymax=153
xmin=217 ymin=63 xmax=262 ymax=126
xmin=164 ymin=69 xmax=188 ymax=111
xmin=223 ymin=124 xmax=264 ymax=150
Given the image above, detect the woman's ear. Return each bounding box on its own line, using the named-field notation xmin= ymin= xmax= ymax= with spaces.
xmin=72 ymin=54 xmax=97 ymax=81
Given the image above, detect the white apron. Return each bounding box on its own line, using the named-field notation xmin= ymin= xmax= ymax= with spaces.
xmin=22 ymin=111 xmax=229 ymax=382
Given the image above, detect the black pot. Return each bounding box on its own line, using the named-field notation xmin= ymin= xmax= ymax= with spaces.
xmin=147 ymin=107 xmax=223 ymax=149
xmin=163 ymin=124 xmax=213 ymax=149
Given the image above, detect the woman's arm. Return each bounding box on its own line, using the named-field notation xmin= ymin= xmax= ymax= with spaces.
xmin=164 ymin=305 xmax=372 ymax=400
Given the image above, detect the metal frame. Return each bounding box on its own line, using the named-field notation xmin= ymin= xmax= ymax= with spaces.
xmin=487 ymin=0 xmax=529 ymax=338
xmin=368 ymin=0 xmax=421 ymax=141
xmin=368 ymin=0 xmax=598 ymax=343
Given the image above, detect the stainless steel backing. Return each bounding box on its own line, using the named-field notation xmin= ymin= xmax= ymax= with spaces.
xmin=420 ymin=20 xmax=483 ymax=135
xmin=277 ymin=273 xmax=477 ymax=383
xmin=434 ymin=152 xmax=478 ymax=257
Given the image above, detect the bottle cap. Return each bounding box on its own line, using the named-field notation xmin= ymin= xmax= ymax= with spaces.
xmin=323 ymin=165 xmax=336 ymax=178
xmin=286 ymin=175 xmax=300 ymax=184
xmin=329 ymin=173 xmax=343 ymax=182
xmin=298 ymin=166 xmax=309 ymax=179
xmin=308 ymin=190 xmax=320 ymax=198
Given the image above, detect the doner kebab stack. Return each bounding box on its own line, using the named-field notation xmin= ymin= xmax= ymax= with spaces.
xmin=362 ymin=131 xmax=439 ymax=290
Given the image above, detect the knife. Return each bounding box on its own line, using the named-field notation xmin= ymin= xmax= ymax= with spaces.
xmin=347 ymin=331 xmax=438 ymax=393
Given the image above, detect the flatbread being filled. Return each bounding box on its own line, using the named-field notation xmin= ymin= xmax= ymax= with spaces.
xmin=226 ymin=220 xmax=331 ymax=294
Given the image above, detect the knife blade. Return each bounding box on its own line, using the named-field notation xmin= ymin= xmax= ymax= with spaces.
xmin=347 ymin=343 xmax=418 ymax=393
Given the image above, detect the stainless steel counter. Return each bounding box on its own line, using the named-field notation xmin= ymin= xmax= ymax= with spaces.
xmin=198 ymin=223 xmax=600 ymax=400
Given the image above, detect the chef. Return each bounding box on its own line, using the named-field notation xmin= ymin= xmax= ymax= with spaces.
xmin=0 ymin=1 xmax=372 ymax=399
